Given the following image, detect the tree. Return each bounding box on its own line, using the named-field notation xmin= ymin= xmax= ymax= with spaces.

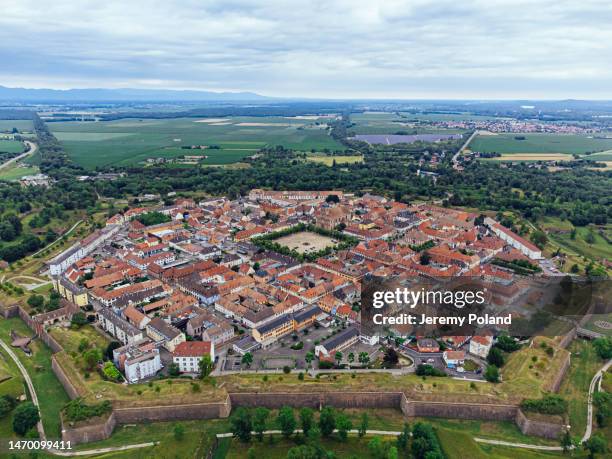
xmin=277 ymin=406 xmax=296 ymax=438
xmin=286 ymin=445 xmax=319 ymax=459
xmin=358 ymin=351 xmax=370 ymax=367
xmin=299 ymin=407 xmax=314 ymax=435
xmin=368 ymin=436 xmax=386 ymax=459
xmin=230 ymin=407 xmax=252 ymax=443
xmin=561 ymin=430 xmax=572 ymax=453
xmin=387 ymin=446 xmax=399 ymax=459
xmin=199 ymin=354 xmax=213 ymax=378
xmin=334 ymin=351 xmax=343 ymax=366
xmin=593 ymin=338 xmax=612 ymax=360
xmin=168 ymin=362 xmax=180 ymax=377
xmin=382 ymin=347 xmax=399 ymax=368
xmin=420 ymin=251 xmax=431 ymax=265
xmin=319 ymin=406 xmax=336 ymax=437
xmin=530 ymin=230 xmax=548 ymax=249
xmin=82 ymin=348 xmax=101 ymax=370
xmin=484 ymin=364 xmax=500 ymax=383
xmin=12 ymin=402 xmax=39 ymax=436
xmin=486 ymin=347 xmax=505 ymax=367
xmin=325 ymin=194 xmax=340 ymax=204
xmin=105 ymin=341 xmax=121 ymax=360
xmin=27 ymin=295 xmax=45 ymax=310
xmin=584 ymin=434 xmax=607 ymax=458
xmin=495 ymin=335 xmax=520 ymax=353
xmin=173 ymin=423 xmax=185 ymax=440
xmin=336 ymin=413 xmax=352 ymax=441
xmin=305 ymin=351 xmax=315 ymax=368
xmin=253 ymin=407 xmax=269 ymax=442
xmin=358 ymin=412 xmax=368 ymax=438
xmin=0 ymin=397 xmax=14 ymax=417
xmin=71 ymin=311 xmax=88 ymax=327
xmin=348 ymin=352 xmax=355 ymax=368
xmin=241 ymin=352 xmax=253 ymax=368
xmin=397 ymin=422 xmax=410 ymax=450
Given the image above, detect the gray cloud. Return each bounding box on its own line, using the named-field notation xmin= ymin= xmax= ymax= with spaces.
xmin=1 ymin=0 xmax=611 ymax=98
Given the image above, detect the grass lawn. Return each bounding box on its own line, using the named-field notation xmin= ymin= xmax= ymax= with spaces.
xmin=49 ymin=323 xmax=111 ymax=355
xmin=0 ymin=164 xmax=38 ymax=181
xmin=50 ymin=117 xmax=345 ymax=169
xmin=0 ymin=316 xmax=70 ymax=439
xmin=0 ymin=139 xmax=25 ymax=153
xmin=502 ymin=337 xmax=570 ymax=398
xmin=558 ymin=339 xmax=603 ymax=437
xmin=470 ymin=133 xmax=612 ymax=155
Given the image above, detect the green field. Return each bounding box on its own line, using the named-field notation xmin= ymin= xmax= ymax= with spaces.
xmin=49 ymin=116 xmax=345 ymax=169
xmin=0 ymin=119 xmax=34 ymax=133
xmin=350 ymin=112 xmax=464 ymax=135
xmin=470 ymin=133 xmax=612 ymax=155
xmin=0 ymin=164 xmax=39 ymax=181
xmin=0 ymin=139 xmax=25 ymax=153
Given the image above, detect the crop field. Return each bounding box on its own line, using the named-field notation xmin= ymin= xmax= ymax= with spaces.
xmin=470 ymin=133 xmax=612 ymax=155
xmin=306 ymin=154 xmax=363 ymax=165
xmin=350 ymin=112 xmax=464 ymax=135
xmin=49 ymin=116 xmax=344 ymax=169
xmin=0 ymin=139 xmax=25 ymax=153
xmin=0 ymin=119 xmax=34 ymax=133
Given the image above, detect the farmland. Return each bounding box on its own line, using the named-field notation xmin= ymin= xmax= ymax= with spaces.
xmin=49 ymin=116 xmax=345 ymax=169
xmin=350 ymin=112 xmax=465 ymax=135
xmin=0 ymin=119 xmax=34 ymax=133
xmin=469 ymin=133 xmax=612 ymax=156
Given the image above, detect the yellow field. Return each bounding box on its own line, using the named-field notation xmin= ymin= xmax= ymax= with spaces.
xmin=490 ymin=153 xmax=573 ymax=161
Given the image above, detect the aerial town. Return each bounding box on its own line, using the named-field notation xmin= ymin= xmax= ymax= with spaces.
xmin=43 ymin=188 xmax=550 ymax=383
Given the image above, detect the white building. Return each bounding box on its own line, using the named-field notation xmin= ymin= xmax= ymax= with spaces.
xmin=485 ymin=218 xmax=542 ymax=260
xmin=172 ymin=341 xmax=215 ymax=373
xmin=124 ymin=348 xmax=162 ymax=383
xmin=469 ymin=335 xmax=493 ymax=359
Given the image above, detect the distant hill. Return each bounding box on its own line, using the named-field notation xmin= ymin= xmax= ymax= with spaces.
xmin=0 ymin=85 xmax=270 ymax=102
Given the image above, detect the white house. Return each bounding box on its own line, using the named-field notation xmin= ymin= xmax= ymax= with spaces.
xmin=469 ymin=335 xmax=493 ymax=359
xmin=124 ymin=349 xmax=162 ymax=383
xmin=172 ymin=341 xmax=215 ymax=373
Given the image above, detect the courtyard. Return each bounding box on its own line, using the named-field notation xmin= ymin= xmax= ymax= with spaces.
xmin=275 ymin=231 xmax=337 ymax=254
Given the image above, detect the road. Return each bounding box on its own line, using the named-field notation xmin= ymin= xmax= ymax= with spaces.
xmin=31 ymin=219 xmax=84 ymax=257
xmin=451 ymin=130 xmax=477 ymax=169
xmin=582 ymin=358 xmax=612 ymax=443
xmin=0 ymin=140 xmax=37 ymax=171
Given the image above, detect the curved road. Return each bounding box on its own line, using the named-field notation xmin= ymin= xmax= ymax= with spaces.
xmin=0 ymin=140 xmax=37 ymax=171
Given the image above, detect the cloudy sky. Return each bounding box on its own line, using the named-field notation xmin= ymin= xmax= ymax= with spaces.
xmin=1 ymin=0 xmax=611 ymax=99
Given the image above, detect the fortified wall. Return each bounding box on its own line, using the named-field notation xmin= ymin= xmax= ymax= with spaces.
xmin=1 ymin=304 xmax=570 ymax=445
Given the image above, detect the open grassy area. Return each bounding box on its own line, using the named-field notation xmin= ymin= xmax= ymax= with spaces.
xmin=0 ymin=119 xmax=34 ymax=133
xmin=49 ymin=116 xmax=344 ymax=169
xmin=0 ymin=139 xmax=25 ymax=153
xmin=49 ymin=323 xmax=111 ymax=355
xmin=558 ymin=339 xmax=603 ymax=437
xmin=0 ymin=316 xmax=70 ymax=438
xmin=0 ymin=163 xmax=38 ymax=181
xmin=470 ymin=133 xmax=612 ymax=155
xmin=502 ymin=337 xmax=570 ymax=398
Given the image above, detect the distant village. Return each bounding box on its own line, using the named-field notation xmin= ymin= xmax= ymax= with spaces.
xmin=44 ymin=188 xmax=548 ymax=383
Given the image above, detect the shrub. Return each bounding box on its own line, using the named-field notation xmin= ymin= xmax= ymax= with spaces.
xmin=415 ymin=364 xmax=446 ymax=377
xmin=520 ymin=395 xmax=568 ymax=415
xmin=63 ymin=399 xmax=112 ymax=423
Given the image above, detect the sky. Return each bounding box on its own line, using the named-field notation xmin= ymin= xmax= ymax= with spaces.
xmin=1 ymin=0 xmax=612 ymax=99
